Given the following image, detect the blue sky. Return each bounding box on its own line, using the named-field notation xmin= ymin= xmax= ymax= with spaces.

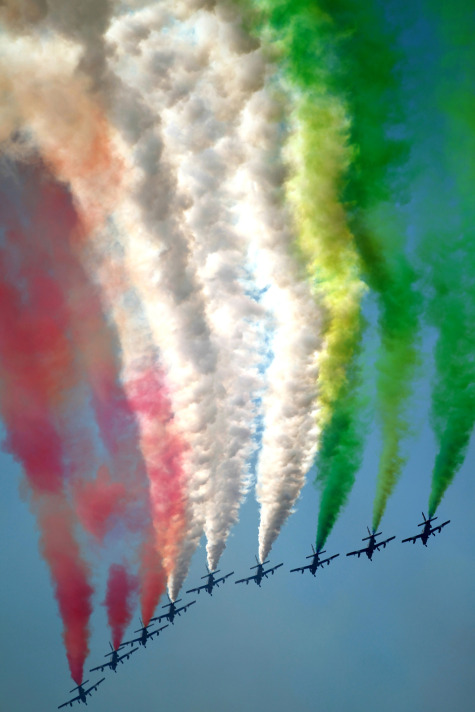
xmin=1 ymin=370 xmax=474 ymax=712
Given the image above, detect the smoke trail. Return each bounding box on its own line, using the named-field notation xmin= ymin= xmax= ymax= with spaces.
xmin=407 ymin=1 xmax=475 ymax=516
xmin=291 ymin=0 xmax=422 ymax=538
xmin=140 ymin=538 xmax=166 ymax=627
xmin=106 ymin=2 xmax=271 ymax=587
xmin=292 ymin=0 xmax=421 ymax=535
xmin=0 ymin=201 xmax=94 ymax=683
xmin=106 ymin=6 xmax=221 ymax=595
xmin=155 ymin=4 xmax=267 ymax=571
xmin=104 ymin=564 xmax=139 ymax=651
xmin=311 ymin=1 xmax=422 ymax=532
xmin=238 ymin=0 xmax=366 ymax=549
xmin=0 ymin=24 xmax=188 ymax=616
xmin=39 ymin=502 xmax=94 ymax=685
xmin=231 ymin=87 xmax=321 ymax=562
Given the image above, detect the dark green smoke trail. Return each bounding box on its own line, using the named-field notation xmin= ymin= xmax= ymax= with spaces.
xmin=313 ymin=1 xmax=422 ymax=533
xmin=412 ymin=1 xmax=475 ymax=516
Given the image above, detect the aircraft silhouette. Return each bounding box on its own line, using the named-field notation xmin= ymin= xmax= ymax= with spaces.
xmin=347 ymin=527 xmax=395 ymax=561
xmin=119 ymin=619 xmax=168 ymax=648
xmin=290 ymin=545 xmax=339 ymax=576
xmin=186 ymin=566 xmax=234 ymax=596
xmin=402 ymin=512 xmax=450 ymax=546
xmin=57 ymin=678 xmax=105 ymax=708
xmin=89 ymin=642 xmax=138 ymax=673
xmin=235 ymin=556 xmax=283 ymax=587
xmin=151 ymin=596 xmax=196 ymax=625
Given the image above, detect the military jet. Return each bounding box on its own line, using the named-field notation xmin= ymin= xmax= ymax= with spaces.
xmin=57 ymin=678 xmax=105 ymax=708
xmin=186 ymin=566 xmax=234 ymax=596
xmin=119 ymin=619 xmax=168 ymax=648
xmin=402 ymin=512 xmax=450 ymax=546
xmin=151 ymin=596 xmax=196 ymax=625
xmin=235 ymin=556 xmax=283 ymax=587
xmin=89 ymin=642 xmax=138 ymax=673
xmin=290 ymin=545 xmax=339 ymax=576
xmin=346 ymin=527 xmax=396 ymax=561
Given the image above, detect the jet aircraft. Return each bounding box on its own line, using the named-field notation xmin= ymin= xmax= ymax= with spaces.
xmin=290 ymin=545 xmax=339 ymax=576
xmin=151 ymin=596 xmax=196 ymax=625
xmin=119 ymin=620 xmax=168 ymax=648
xmin=89 ymin=642 xmax=139 ymax=673
xmin=346 ymin=527 xmax=396 ymax=561
xmin=58 ymin=678 xmax=105 ymax=708
xmin=402 ymin=512 xmax=450 ymax=546
xmin=235 ymin=556 xmax=283 ymax=587
xmin=186 ymin=566 xmax=234 ymax=596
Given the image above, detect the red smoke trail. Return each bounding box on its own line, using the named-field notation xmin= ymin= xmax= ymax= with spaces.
xmin=30 ymin=163 xmax=154 ymax=528
xmin=104 ymin=564 xmax=138 ymax=650
xmin=127 ymin=368 xmax=188 ymax=582
xmin=29 ymin=159 xmax=190 ymax=617
xmin=0 ymin=260 xmax=94 ymax=683
xmin=0 ymin=173 xmax=96 ymax=683
xmin=39 ymin=501 xmax=94 ymax=684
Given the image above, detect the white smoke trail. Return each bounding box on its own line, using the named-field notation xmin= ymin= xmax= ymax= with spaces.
xmin=106 ymin=1 xmax=268 ymax=591
xmin=233 ymin=89 xmax=322 ymax=563
xmin=154 ymin=5 xmax=267 ymax=571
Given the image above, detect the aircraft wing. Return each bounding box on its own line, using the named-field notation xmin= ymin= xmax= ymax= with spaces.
xmin=149 ymin=625 xmax=168 ymax=639
xmin=346 ymin=547 xmax=367 ymax=557
xmin=119 ymin=634 xmax=143 ymax=647
xmin=375 ymin=536 xmax=396 ymax=550
xmin=185 ymin=583 xmax=207 ymax=595
xmin=235 ymin=574 xmax=257 ymax=585
xmin=320 ymin=553 xmax=340 ymax=566
xmin=150 ymin=612 xmax=170 ymax=625
xmin=118 ymin=646 xmax=139 ymax=662
xmin=290 ymin=564 xmax=311 ymax=574
xmin=215 ymin=571 xmax=234 ymax=585
xmin=263 ymin=563 xmax=283 ymax=577
xmin=432 ymin=520 xmax=450 ymax=534
xmin=89 ymin=661 xmax=111 ymax=673
xmin=58 ymin=694 xmax=81 ymax=708
xmin=85 ymin=678 xmax=105 ymax=696
xmin=401 ymin=533 xmax=422 ymax=544
xmin=176 ymin=601 xmax=196 ymax=615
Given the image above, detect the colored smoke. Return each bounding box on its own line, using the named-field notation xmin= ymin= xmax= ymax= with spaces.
xmin=105 ymin=564 xmax=139 ymax=651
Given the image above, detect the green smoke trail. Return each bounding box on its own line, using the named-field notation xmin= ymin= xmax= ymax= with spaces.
xmin=237 ymin=0 xmax=425 ymax=544
xmin=413 ymin=1 xmax=475 ymax=516
xmin=310 ymin=1 xmax=422 ymax=533
xmin=235 ymin=0 xmax=367 ymax=549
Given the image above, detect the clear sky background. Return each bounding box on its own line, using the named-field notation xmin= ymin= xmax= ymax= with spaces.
xmin=1 ymin=345 xmax=474 ymax=712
